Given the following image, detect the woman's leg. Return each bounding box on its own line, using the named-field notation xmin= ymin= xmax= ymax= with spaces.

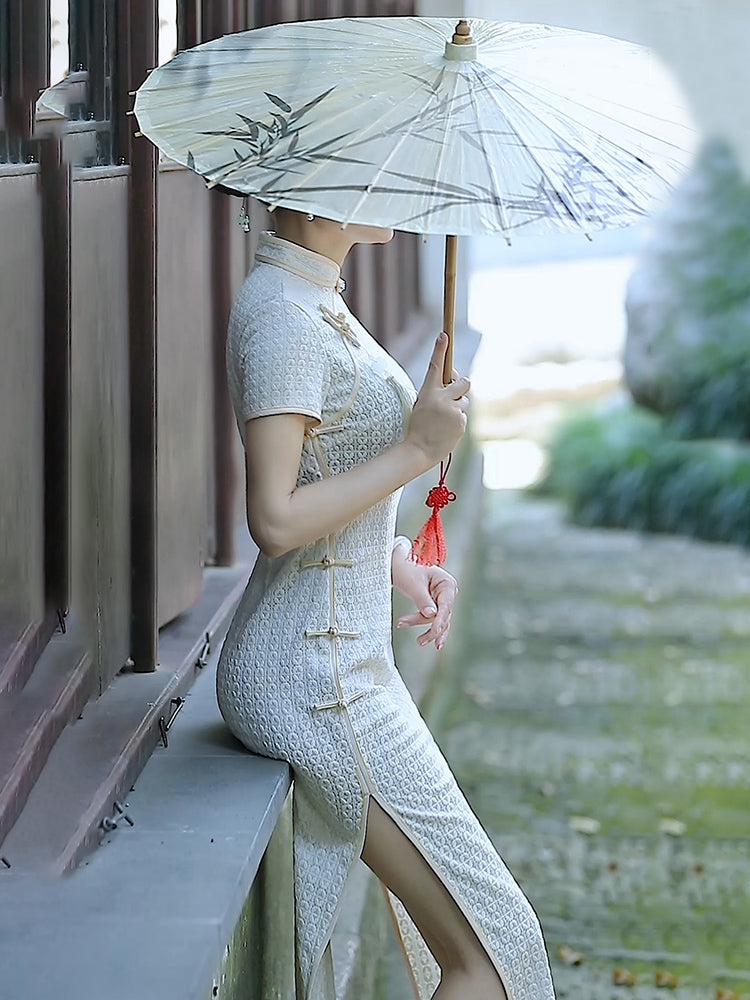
xmin=360 ymin=796 xmax=508 ymax=1000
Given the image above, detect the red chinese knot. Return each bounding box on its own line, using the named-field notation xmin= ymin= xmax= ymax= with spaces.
xmin=409 ymin=456 xmax=457 ymax=567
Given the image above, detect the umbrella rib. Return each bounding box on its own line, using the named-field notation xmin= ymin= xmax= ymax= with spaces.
xmin=465 ymin=65 xmax=511 ymax=238
xmin=481 ymin=89 xmax=587 ymax=232
xmin=267 ymin=66 xmax=449 ymax=214
xmin=342 ymin=87 xmax=457 ymax=225
xmin=516 ymin=72 xmax=691 ymax=153
xmin=407 ymin=67 xmax=463 ymax=234
xmin=483 ymin=72 xmax=666 ymax=211
xmin=491 ymin=67 xmax=690 ymax=165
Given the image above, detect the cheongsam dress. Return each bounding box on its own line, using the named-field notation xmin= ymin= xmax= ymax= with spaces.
xmin=215 ymin=232 xmax=556 ymax=1000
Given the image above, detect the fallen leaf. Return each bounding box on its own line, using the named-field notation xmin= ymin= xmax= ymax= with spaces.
xmin=557 ymin=945 xmax=584 ymax=966
xmin=612 ymin=967 xmax=637 ymax=987
xmin=569 ymin=815 xmax=601 ymax=835
xmin=655 ymin=969 xmax=678 ymax=988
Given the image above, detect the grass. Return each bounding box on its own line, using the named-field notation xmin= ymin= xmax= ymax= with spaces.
xmin=421 ymin=488 xmax=750 ymax=997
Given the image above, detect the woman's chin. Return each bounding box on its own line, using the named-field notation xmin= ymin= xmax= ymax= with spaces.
xmin=346 ymin=222 xmax=395 ymax=244
xmin=369 ymin=225 xmax=395 ymax=244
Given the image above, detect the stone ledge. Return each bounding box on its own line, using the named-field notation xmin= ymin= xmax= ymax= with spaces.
xmin=0 ymin=605 xmax=291 ymax=1000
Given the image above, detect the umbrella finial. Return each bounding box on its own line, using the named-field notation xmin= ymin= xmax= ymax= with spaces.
xmin=452 ymin=20 xmax=473 ymax=44
xmin=445 ymin=19 xmax=477 ymax=61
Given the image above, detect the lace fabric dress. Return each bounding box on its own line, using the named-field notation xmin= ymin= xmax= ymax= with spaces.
xmin=215 ymin=232 xmax=557 ymax=1000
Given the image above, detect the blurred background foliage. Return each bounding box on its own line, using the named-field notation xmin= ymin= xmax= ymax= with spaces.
xmin=539 ymin=139 xmax=750 ymax=542
xmin=536 ymin=402 xmax=750 ymax=545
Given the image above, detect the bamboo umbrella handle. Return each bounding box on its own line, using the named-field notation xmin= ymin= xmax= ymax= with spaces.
xmin=442 ymin=235 xmax=457 ymax=385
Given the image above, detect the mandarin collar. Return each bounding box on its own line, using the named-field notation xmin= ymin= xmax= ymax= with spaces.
xmin=254 ymin=231 xmax=345 ymax=292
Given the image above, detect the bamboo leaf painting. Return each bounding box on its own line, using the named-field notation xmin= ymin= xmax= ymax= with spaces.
xmin=265 ymin=92 xmax=292 ymax=113
xmin=287 ymin=87 xmax=336 ymax=124
xmin=460 ymin=130 xmax=488 ymax=153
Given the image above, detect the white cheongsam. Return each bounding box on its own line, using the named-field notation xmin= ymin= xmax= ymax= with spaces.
xmin=216 ymin=232 xmax=557 ymax=1000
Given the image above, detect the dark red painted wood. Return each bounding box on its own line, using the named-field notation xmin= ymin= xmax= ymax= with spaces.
xmin=39 ymin=137 xmax=71 ymax=618
xmin=177 ymin=0 xmax=200 ymax=50
xmin=128 ymin=0 xmax=159 ymax=671
xmin=202 ymin=0 xmax=239 ymax=568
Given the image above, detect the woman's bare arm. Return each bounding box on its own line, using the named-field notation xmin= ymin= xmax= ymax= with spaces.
xmin=244 ymin=332 xmax=470 ymax=557
xmin=245 ymin=417 xmax=430 ymax=556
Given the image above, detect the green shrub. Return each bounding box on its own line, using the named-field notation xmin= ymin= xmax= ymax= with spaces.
xmin=666 ymin=336 xmax=750 ymax=440
xmin=536 ymin=401 xmax=750 ymax=546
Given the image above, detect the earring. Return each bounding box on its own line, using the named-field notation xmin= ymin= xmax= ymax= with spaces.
xmin=306 ymin=212 xmax=315 ymax=221
xmin=238 ymin=196 xmax=251 ymax=233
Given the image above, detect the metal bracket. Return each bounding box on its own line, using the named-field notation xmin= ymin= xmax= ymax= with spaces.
xmin=99 ymin=799 xmax=134 ymax=833
xmin=196 ymin=631 xmax=211 ymax=668
xmin=158 ymin=696 xmax=185 ymax=748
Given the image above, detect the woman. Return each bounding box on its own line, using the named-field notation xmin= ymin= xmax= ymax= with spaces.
xmin=215 ymin=207 xmax=556 ymax=1000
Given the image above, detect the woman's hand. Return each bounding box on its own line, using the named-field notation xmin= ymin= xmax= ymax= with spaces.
xmin=391 ymin=544 xmax=459 ymax=651
xmin=405 ymin=332 xmax=470 ymax=467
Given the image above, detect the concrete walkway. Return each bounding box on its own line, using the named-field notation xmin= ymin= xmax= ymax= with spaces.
xmin=376 ymin=487 xmax=750 ymax=1000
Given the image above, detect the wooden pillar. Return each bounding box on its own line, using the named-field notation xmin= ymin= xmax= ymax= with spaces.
xmin=40 ymin=138 xmax=71 ymax=618
xmin=202 ymin=0 xmax=238 ymax=567
xmin=112 ymin=2 xmax=131 ymax=164
xmin=88 ymin=0 xmax=107 ymax=123
xmin=128 ymin=0 xmax=159 ymax=671
xmin=3 ymin=0 xmax=48 ymax=158
xmin=209 ymin=186 xmax=238 ymax=566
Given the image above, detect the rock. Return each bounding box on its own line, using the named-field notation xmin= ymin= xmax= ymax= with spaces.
xmin=624 ymin=139 xmax=750 ymax=423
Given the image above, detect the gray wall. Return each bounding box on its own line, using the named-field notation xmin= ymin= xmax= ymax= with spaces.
xmin=0 ymin=169 xmax=46 ymax=631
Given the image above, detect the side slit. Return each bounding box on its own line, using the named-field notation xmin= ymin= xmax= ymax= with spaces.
xmin=363 ymin=789 xmax=514 ymax=1000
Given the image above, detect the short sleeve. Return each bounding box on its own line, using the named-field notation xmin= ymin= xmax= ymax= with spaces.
xmin=228 ymin=297 xmax=329 ymax=425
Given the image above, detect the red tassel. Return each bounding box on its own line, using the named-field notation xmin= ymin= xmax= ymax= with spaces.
xmin=410 ymin=455 xmax=456 ymax=567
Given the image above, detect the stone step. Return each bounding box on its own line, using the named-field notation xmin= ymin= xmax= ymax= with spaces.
xmin=0 ymin=564 xmax=249 ymax=874
xmin=0 ymin=615 xmax=57 ymax=694
xmin=0 ymin=628 xmax=94 ymax=849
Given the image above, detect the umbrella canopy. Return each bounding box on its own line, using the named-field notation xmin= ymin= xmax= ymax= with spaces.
xmin=133 ymin=16 xmax=696 ymax=240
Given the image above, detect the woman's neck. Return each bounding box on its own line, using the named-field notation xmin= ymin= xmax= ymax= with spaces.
xmin=271 ymin=211 xmax=354 ymax=266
